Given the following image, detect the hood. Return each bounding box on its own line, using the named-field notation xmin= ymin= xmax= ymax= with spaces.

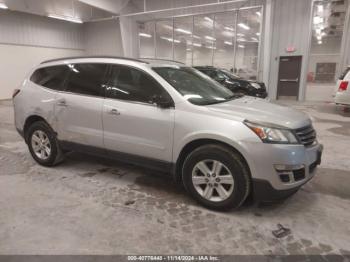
xmin=207 ymin=96 xmax=311 ymax=129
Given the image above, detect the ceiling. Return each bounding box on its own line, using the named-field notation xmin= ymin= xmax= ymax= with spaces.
xmin=0 ymin=0 xmax=129 ymax=22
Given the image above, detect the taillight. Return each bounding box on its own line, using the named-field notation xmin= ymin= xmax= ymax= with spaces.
xmin=12 ymin=89 xmax=21 ymax=99
xmin=338 ymin=81 xmax=348 ymax=92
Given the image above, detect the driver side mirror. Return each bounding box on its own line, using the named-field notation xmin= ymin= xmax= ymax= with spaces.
xmin=151 ymin=95 xmax=174 ymax=109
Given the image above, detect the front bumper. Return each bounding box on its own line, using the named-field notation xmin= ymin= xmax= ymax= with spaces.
xmin=251 ymin=144 xmax=323 ymax=201
xmin=241 ymin=141 xmax=323 ymax=196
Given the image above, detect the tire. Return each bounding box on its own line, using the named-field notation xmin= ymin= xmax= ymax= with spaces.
xmin=26 ymin=121 xmax=64 ymax=167
xmin=182 ymin=144 xmax=250 ymax=210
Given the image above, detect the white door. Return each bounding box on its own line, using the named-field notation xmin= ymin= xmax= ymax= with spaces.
xmin=55 ymin=63 xmax=108 ymax=148
xmin=102 ymin=65 xmax=175 ymax=162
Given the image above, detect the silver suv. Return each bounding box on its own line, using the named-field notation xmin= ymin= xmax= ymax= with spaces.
xmin=13 ymin=56 xmax=323 ymax=210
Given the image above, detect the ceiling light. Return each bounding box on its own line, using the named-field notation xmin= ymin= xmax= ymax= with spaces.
xmin=193 ymin=43 xmax=202 ymax=47
xmin=160 ymin=36 xmax=180 ymax=43
xmin=174 ymin=39 xmax=181 ymax=43
xmin=224 ymin=26 xmax=234 ymax=31
xmin=237 ymin=38 xmax=246 ymax=42
xmin=315 ymin=28 xmax=321 ymax=34
xmin=238 ymin=45 xmax=245 ymax=48
xmin=316 ymin=35 xmax=322 ymax=40
xmin=0 ymin=2 xmax=8 ymax=9
xmin=256 ymin=11 xmax=261 ymax=16
xmin=186 ymin=48 xmax=191 ymax=51
xmin=139 ymin=33 xmax=152 ymax=38
xmin=256 ymin=32 xmax=260 ymax=36
xmin=205 ymin=46 xmax=216 ymax=49
xmin=321 ymin=32 xmax=326 ymax=36
xmin=204 ymin=17 xmax=213 ymax=23
xmin=251 ymin=37 xmax=258 ymax=41
xmin=238 ymin=23 xmax=250 ymax=30
xmin=175 ymin=28 xmax=191 ymax=34
xmin=317 ymin=40 xmax=322 ymax=44
xmin=317 ymin=5 xmax=324 ymax=13
xmin=205 ymin=36 xmax=216 ymax=41
xmin=48 ymin=14 xmax=83 ymax=23
xmin=193 ymin=35 xmax=201 ymax=39
xmin=237 ymin=33 xmax=245 ymax=37
xmin=313 ymin=16 xmax=323 ymax=25
xmin=224 ymin=41 xmax=233 ymax=45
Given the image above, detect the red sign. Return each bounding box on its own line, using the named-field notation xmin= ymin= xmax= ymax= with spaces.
xmin=286 ymin=46 xmax=296 ymax=53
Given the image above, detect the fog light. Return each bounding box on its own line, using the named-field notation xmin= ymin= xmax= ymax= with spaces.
xmin=274 ymin=164 xmax=304 ymax=171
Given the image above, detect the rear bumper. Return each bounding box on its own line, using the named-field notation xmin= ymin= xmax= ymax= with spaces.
xmin=334 ymin=91 xmax=350 ymax=105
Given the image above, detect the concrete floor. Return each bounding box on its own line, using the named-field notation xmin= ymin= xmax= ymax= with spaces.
xmin=1 ymin=99 xmax=350 ymax=256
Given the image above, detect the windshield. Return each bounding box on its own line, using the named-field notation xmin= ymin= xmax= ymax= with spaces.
xmin=153 ymin=66 xmax=239 ymax=105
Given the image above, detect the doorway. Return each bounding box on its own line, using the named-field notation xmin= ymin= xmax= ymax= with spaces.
xmin=277 ymin=56 xmax=302 ymax=100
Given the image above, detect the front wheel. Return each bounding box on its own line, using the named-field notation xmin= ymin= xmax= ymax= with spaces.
xmin=182 ymin=144 xmax=251 ymax=210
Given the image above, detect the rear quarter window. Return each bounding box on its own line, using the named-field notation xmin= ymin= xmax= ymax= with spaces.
xmin=30 ymin=65 xmax=68 ymax=91
xmin=339 ymin=67 xmax=350 ymax=80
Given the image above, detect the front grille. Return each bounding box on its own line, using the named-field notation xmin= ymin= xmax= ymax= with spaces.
xmin=294 ymin=125 xmax=316 ymax=147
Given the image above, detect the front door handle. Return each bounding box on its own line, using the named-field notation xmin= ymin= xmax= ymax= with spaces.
xmin=57 ymin=99 xmax=67 ymax=107
xmin=108 ymin=108 xmax=120 ymax=115
xmin=280 ymin=78 xmax=299 ymax=83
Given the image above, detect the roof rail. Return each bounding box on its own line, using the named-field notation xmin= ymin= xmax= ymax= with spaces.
xmin=40 ymin=56 xmax=148 ymax=64
xmin=140 ymin=58 xmax=185 ymax=65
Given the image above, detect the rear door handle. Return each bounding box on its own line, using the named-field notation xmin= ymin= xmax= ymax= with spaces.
xmin=57 ymin=99 xmax=67 ymax=107
xmin=108 ymin=108 xmax=120 ymax=115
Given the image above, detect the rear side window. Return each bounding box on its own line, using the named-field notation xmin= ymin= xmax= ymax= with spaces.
xmin=30 ymin=65 xmax=68 ymax=90
xmin=64 ymin=63 xmax=108 ymax=97
xmin=105 ymin=65 xmax=172 ymax=104
xmin=339 ymin=67 xmax=350 ymax=80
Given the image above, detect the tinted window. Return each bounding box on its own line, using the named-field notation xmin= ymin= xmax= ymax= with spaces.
xmin=339 ymin=67 xmax=350 ymax=80
xmin=153 ymin=67 xmax=238 ymax=105
xmin=106 ymin=65 xmax=172 ymax=104
xmin=30 ymin=65 xmax=68 ymax=90
xmin=64 ymin=63 xmax=107 ymax=97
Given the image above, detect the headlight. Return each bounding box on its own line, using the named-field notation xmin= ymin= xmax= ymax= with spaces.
xmin=250 ymin=83 xmax=261 ymax=89
xmin=244 ymin=121 xmax=299 ymax=144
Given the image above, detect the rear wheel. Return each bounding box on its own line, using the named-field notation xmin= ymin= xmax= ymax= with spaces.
xmin=26 ymin=121 xmax=64 ymax=166
xmin=182 ymin=144 xmax=250 ymax=210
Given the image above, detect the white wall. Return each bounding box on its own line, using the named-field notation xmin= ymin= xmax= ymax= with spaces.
xmin=0 ymin=44 xmax=84 ymax=99
xmin=0 ymin=10 xmax=85 ymax=100
xmin=83 ymin=19 xmax=124 ymax=56
xmin=267 ymin=0 xmax=312 ymax=100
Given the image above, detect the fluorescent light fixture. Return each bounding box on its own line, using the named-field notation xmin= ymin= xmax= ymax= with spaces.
xmin=175 ymin=28 xmax=191 ymax=34
xmin=238 ymin=23 xmax=250 ymax=30
xmin=48 ymin=14 xmax=83 ymax=23
xmin=237 ymin=33 xmax=245 ymax=37
xmin=193 ymin=35 xmax=201 ymax=39
xmin=224 ymin=26 xmax=234 ymax=31
xmin=0 ymin=2 xmax=8 ymax=9
xmin=251 ymin=37 xmax=258 ymax=41
xmin=186 ymin=48 xmax=191 ymax=51
xmin=205 ymin=36 xmax=216 ymax=41
xmin=160 ymin=36 xmax=180 ymax=43
xmin=317 ymin=5 xmax=323 ymax=13
xmin=204 ymin=17 xmax=213 ymax=23
xmin=224 ymin=41 xmax=233 ymax=45
xmin=321 ymin=32 xmax=326 ymax=36
xmin=205 ymin=46 xmax=216 ymax=49
xmin=313 ymin=16 xmax=323 ymax=24
xmin=256 ymin=11 xmax=261 ymax=16
xmin=238 ymin=44 xmax=245 ymax=48
xmin=256 ymin=32 xmax=260 ymax=36
xmin=193 ymin=43 xmax=202 ymax=47
xmin=315 ymin=28 xmax=321 ymax=34
xmin=318 ymin=40 xmax=322 ymax=44
xmin=316 ymin=35 xmax=322 ymax=40
xmin=139 ymin=33 xmax=152 ymax=38
xmin=237 ymin=38 xmax=246 ymax=42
